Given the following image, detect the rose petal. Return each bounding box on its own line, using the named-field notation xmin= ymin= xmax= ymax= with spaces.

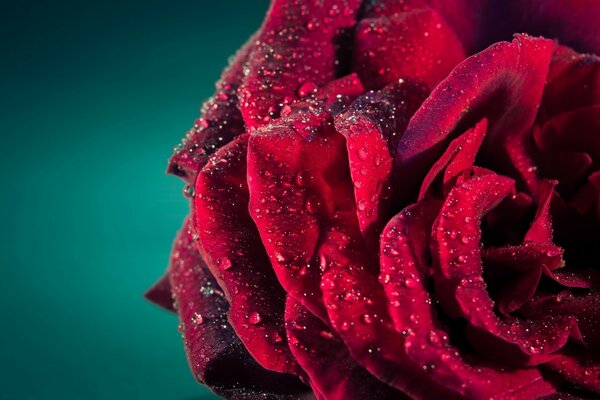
xmin=285 ymin=297 xmax=402 ymax=400
xmin=144 ymin=274 xmax=175 ymax=312
xmin=379 ymin=201 xmax=556 ymax=399
xmin=168 ymin=219 xmax=308 ymax=399
xmin=420 ymin=1 xmax=600 ymax=54
xmin=320 ymin=234 xmax=459 ymax=399
xmin=395 ymin=35 xmax=555 ymax=203
xmin=513 ymin=0 xmax=600 ymax=55
xmin=352 ymin=7 xmax=465 ymax=89
xmin=544 ymin=348 xmax=600 ymax=395
xmin=432 ymin=174 xmax=576 ymax=365
xmin=418 ymin=119 xmax=488 ymax=200
xmin=542 ymin=46 xmax=600 ymax=121
xmin=247 ymin=108 xmax=355 ymax=321
xmin=238 ymin=0 xmax=361 ymax=129
xmin=167 ymin=36 xmax=254 ymax=182
xmin=334 ymin=80 xmax=428 ymax=244
xmin=525 ymin=180 xmax=557 ymax=243
xmin=481 ymin=242 xmax=563 ymax=314
xmin=522 ymin=292 xmax=600 ymax=350
xmin=194 ymin=134 xmax=298 ymax=374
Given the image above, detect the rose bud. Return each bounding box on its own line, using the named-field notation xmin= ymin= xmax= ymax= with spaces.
xmin=147 ymin=1 xmax=600 ymax=398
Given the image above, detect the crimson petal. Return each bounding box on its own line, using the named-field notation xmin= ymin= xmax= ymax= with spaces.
xmin=481 ymin=243 xmax=562 ymax=315
xmin=419 ymin=119 xmax=487 ymax=200
xmin=334 ymin=80 xmax=428 ymax=244
xmin=396 ymin=35 xmax=554 ymax=203
xmin=285 ymin=297 xmax=401 ymax=400
xmin=542 ymin=46 xmax=600 ymax=120
xmin=144 ymin=274 xmax=175 ymax=312
xmin=522 ymin=292 xmax=600 ymax=350
xmin=167 ymin=37 xmax=254 ymax=182
xmin=238 ymin=0 xmax=361 ymax=129
xmin=194 ymin=134 xmax=298 ymax=374
xmin=320 ymin=235 xmax=460 ymax=399
xmin=247 ymin=108 xmax=356 ymax=321
xmin=432 ymin=174 xmax=576 ymax=365
xmin=544 ymin=349 xmax=600 ymax=395
xmin=352 ymin=7 xmax=465 ymax=90
xmin=168 ymin=219 xmax=308 ymax=399
xmin=380 ymin=201 xmax=556 ymax=399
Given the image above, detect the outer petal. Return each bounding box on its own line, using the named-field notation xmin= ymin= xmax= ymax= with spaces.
xmin=247 ymin=109 xmax=356 ymax=321
xmin=167 ymin=37 xmax=254 ymax=182
xmin=144 ymin=274 xmax=175 ymax=312
xmin=194 ymin=134 xmax=298 ymax=374
xmin=379 ymin=201 xmax=556 ymax=399
xmin=334 ymin=80 xmax=428 ymax=244
xmin=432 ymin=175 xmax=576 ymax=365
xmin=352 ymin=7 xmax=465 ymax=89
xmin=541 ymin=46 xmax=600 ymax=120
xmin=285 ymin=297 xmax=401 ymax=400
xmin=168 ymin=219 xmax=308 ymax=399
xmin=238 ymin=0 xmax=361 ymax=129
xmin=395 ymin=36 xmax=554 ymax=203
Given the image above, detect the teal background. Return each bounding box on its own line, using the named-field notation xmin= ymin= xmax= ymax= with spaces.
xmin=0 ymin=1 xmax=269 ymax=398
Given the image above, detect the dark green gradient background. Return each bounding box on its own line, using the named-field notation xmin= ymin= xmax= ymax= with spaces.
xmin=1 ymin=1 xmax=269 ymax=398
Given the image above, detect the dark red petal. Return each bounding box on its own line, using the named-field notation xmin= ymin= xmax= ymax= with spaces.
xmin=537 ymin=106 xmax=600 ymax=170
xmin=238 ymin=0 xmax=361 ymax=129
xmin=432 ymin=174 xmax=576 ymax=365
xmin=285 ymin=297 xmax=402 ymax=400
xmin=544 ymin=349 xmax=600 ymax=395
xmin=168 ymin=219 xmax=308 ymax=399
xmin=396 ymin=36 xmax=554 ymax=203
xmin=194 ymin=134 xmax=298 ymax=374
xmin=320 ymin=240 xmax=460 ymax=399
xmin=525 ymin=180 xmax=556 ymax=243
xmin=418 ymin=119 xmax=488 ymax=200
xmin=144 ymin=274 xmax=175 ymax=312
xmin=522 ymin=292 xmax=600 ymax=350
xmin=334 ymin=80 xmax=428 ymax=244
xmin=481 ymin=243 xmax=562 ymax=314
xmin=419 ymin=1 xmax=600 ymax=55
xmin=247 ymin=109 xmax=356 ymax=321
xmin=352 ymin=7 xmax=465 ymax=90
xmin=514 ymin=0 xmax=600 ymax=55
xmin=167 ymin=37 xmax=254 ymax=182
xmin=542 ymin=46 xmax=600 ymax=120
xmin=380 ymin=201 xmax=555 ymax=399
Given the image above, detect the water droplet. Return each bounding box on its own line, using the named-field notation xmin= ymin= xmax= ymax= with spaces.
xmin=361 ymin=314 xmax=373 ymax=324
xmin=248 ymin=311 xmax=263 ymax=325
xmin=319 ymin=330 xmax=334 ymax=340
xmin=217 ymin=257 xmax=233 ymax=270
xmin=183 ymin=185 xmax=195 ymax=198
xmin=356 ymin=148 xmax=368 ymax=161
xmin=191 ymin=313 xmax=205 ymax=325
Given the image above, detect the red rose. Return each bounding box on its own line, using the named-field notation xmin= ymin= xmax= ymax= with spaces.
xmin=146 ymin=1 xmax=600 ymax=399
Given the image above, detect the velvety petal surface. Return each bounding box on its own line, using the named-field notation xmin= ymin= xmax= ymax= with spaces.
xmin=285 ymin=297 xmax=401 ymax=400
xmin=168 ymin=219 xmax=308 ymax=399
xmin=380 ymin=201 xmax=556 ymax=399
xmin=238 ymin=0 xmax=361 ymax=129
xmin=395 ymin=36 xmax=555 ymax=203
xmin=194 ymin=134 xmax=298 ymax=374
xmin=432 ymin=175 xmax=576 ymax=365
xmin=352 ymin=6 xmax=465 ymax=89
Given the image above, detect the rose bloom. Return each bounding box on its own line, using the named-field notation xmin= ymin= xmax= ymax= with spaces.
xmin=146 ymin=1 xmax=600 ymax=399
